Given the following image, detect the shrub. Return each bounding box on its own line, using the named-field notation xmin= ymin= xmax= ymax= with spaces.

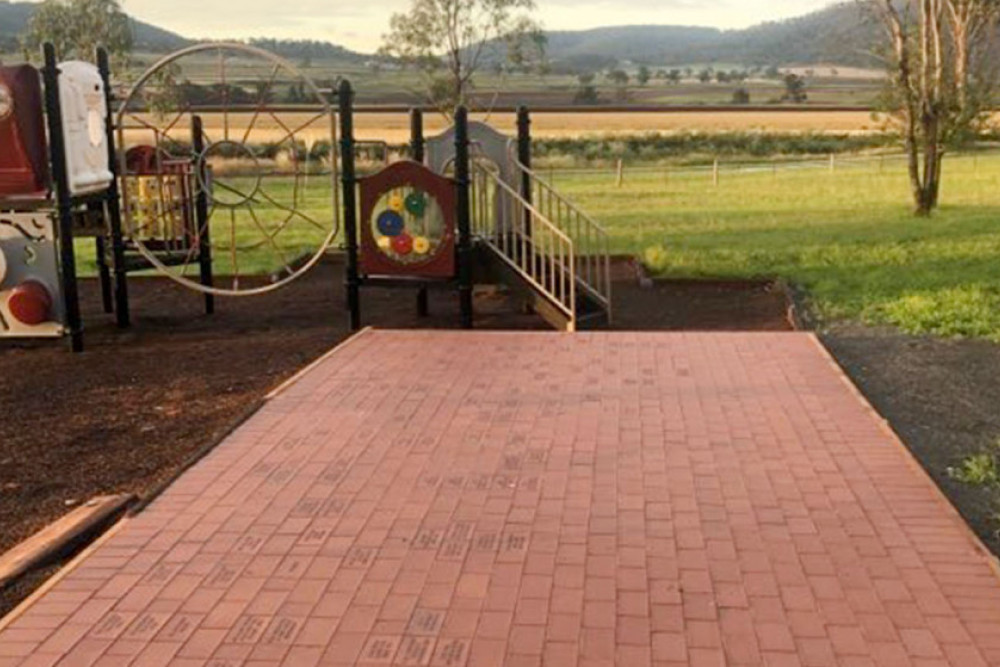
xmin=949 ymin=441 xmax=1000 ymax=487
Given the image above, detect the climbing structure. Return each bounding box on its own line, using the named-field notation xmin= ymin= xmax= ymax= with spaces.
xmin=342 ymin=98 xmax=613 ymax=333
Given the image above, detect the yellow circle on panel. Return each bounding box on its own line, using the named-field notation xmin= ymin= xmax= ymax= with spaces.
xmin=389 ymin=194 xmax=405 ymax=212
xmin=412 ymin=236 xmax=431 ymax=255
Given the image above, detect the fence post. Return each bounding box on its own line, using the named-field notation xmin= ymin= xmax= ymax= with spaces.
xmin=829 ymin=153 xmax=835 ymax=174
xmin=713 ymin=158 xmax=720 ymax=187
xmin=616 ymin=159 xmax=624 ymax=188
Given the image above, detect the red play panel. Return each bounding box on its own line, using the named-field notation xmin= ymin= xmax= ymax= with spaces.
xmin=1 ymin=331 xmax=999 ymax=666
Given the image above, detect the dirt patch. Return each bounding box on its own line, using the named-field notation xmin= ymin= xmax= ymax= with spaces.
xmin=823 ymin=324 xmax=1000 ymax=556
xmin=612 ymin=278 xmax=794 ymax=331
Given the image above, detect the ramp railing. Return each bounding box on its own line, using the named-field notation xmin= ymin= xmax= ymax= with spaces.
xmin=471 ymin=159 xmax=578 ymax=331
xmin=512 ymin=158 xmax=612 ymax=319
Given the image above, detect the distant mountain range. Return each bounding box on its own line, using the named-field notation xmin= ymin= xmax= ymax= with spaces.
xmin=544 ymin=4 xmax=879 ymax=70
xmin=1 ymin=0 xmax=878 ymax=69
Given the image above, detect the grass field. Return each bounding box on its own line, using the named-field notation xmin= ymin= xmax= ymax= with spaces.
xmin=81 ymin=153 xmax=1000 ymax=341
xmin=553 ymin=154 xmax=1000 ymax=340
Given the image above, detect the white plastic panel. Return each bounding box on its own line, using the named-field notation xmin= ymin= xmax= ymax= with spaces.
xmin=0 ymin=213 xmax=64 ymax=337
xmin=58 ymin=61 xmax=112 ymax=195
xmin=426 ymin=122 xmax=518 ymax=235
xmin=425 ymin=121 xmax=517 ymax=186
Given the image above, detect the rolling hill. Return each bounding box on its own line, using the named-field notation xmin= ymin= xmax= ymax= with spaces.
xmin=544 ymin=3 xmax=879 ymax=69
xmin=2 ymin=0 xmax=879 ymax=70
xmin=0 ymin=2 xmax=369 ymax=64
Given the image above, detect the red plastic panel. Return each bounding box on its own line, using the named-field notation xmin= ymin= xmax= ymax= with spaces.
xmin=0 ymin=65 xmax=49 ymax=199
xmin=359 ymin=160 xmax=456 ymax=279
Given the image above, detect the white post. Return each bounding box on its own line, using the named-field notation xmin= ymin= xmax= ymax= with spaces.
xmin=305 ymin=137 xmax=316 ymax=192
xmin=713 ymin=158 xmax=720 ymax=187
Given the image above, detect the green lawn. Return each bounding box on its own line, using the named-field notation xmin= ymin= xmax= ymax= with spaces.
xmin=553 ymin=154 xmax=1000 ymax=340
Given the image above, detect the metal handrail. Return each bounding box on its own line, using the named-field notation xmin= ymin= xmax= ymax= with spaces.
xmin=471 ymin=159 xmax=577 ymax=330
xmin=510 ymin=157 xmax=612 ymax=320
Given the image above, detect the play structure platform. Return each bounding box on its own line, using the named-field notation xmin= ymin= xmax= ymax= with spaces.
xmin=2 ymin=331 xmax=1000 ymax=666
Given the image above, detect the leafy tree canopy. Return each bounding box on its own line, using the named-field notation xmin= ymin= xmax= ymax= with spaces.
xmin=21 ymin=0 xmax=132 ymax=63
xmin=379 ymin=0 xmax=545 ymax=114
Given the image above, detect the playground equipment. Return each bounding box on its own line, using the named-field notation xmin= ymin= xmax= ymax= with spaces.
xmin=0 ymin=47 xmax=120 ymax=349
xmin=340 ymin=93 xmax=613 ymax=332
xmin=115 ymin=43 xmax=339 ymax=299
xmin=1 ymin=42 xmax=340 ymax=351
xmin=359 ymin=161 xmax=456 ymax=278
xmin=0 ymin=213 xmax=63 ymax=336
xmin=2 ymin=39 xmax=611 ymax=352
xmin=341 ymin=87 xmax=474 ymax=328
xmin=0 ymin=65 xmax=49 ymax=198
xmin=58 ymin=62 xmax=114 ymax=196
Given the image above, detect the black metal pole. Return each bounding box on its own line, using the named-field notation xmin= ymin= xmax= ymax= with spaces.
xmin=454 ymin=106 xmax=473 ymax=329
xmin=340 ymin=80 xmax=361 ymax=331
xmin=42 ymin=43 xmax=84 ymax=352
xmin=410 ymin=108 xmax=430 ymax=318
xmin=96 ymin=236 xmax=113 ymax=313
xmin=517 ymin=106 xmax=532 ymax=240
xmin=97 ymin=47 xmax=130 ymax=327
xmin=191 ymin=115 xmax=214 ymax=314
xmin=410 ymin=108 xmax=425 ymax=163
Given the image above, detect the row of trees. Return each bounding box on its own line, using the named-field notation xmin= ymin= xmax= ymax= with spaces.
xmin=571 ymin=72 xmax=807 ymax=106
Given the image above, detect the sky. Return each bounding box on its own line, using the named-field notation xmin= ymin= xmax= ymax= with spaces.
xmin=113 ymin=0 xmax=837 ymax=53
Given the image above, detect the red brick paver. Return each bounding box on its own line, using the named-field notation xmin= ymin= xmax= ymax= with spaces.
xmin=2 ymin=331 xmax=999 ymax=666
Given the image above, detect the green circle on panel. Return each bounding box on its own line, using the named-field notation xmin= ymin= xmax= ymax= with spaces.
xmin=405 ymin=192 xmax=427 ymax=217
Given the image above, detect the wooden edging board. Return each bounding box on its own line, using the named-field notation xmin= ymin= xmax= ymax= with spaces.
xmin=0 ymin=494 xmax=135 ymax=590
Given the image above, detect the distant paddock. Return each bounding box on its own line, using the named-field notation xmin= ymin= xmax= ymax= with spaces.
xmin=119 ymin=109 xmax=904 ymax=147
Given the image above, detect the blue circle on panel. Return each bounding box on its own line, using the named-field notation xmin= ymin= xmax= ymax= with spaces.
xmin=377 ymin=210 xmax=405 ymax=237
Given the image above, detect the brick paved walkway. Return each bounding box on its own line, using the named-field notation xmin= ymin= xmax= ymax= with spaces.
xmin=2 ymin=331 xmax=999 ymax=666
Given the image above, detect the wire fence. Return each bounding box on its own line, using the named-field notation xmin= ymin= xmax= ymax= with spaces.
xmin=538 ymin=149 xmax=1000 ymax=188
